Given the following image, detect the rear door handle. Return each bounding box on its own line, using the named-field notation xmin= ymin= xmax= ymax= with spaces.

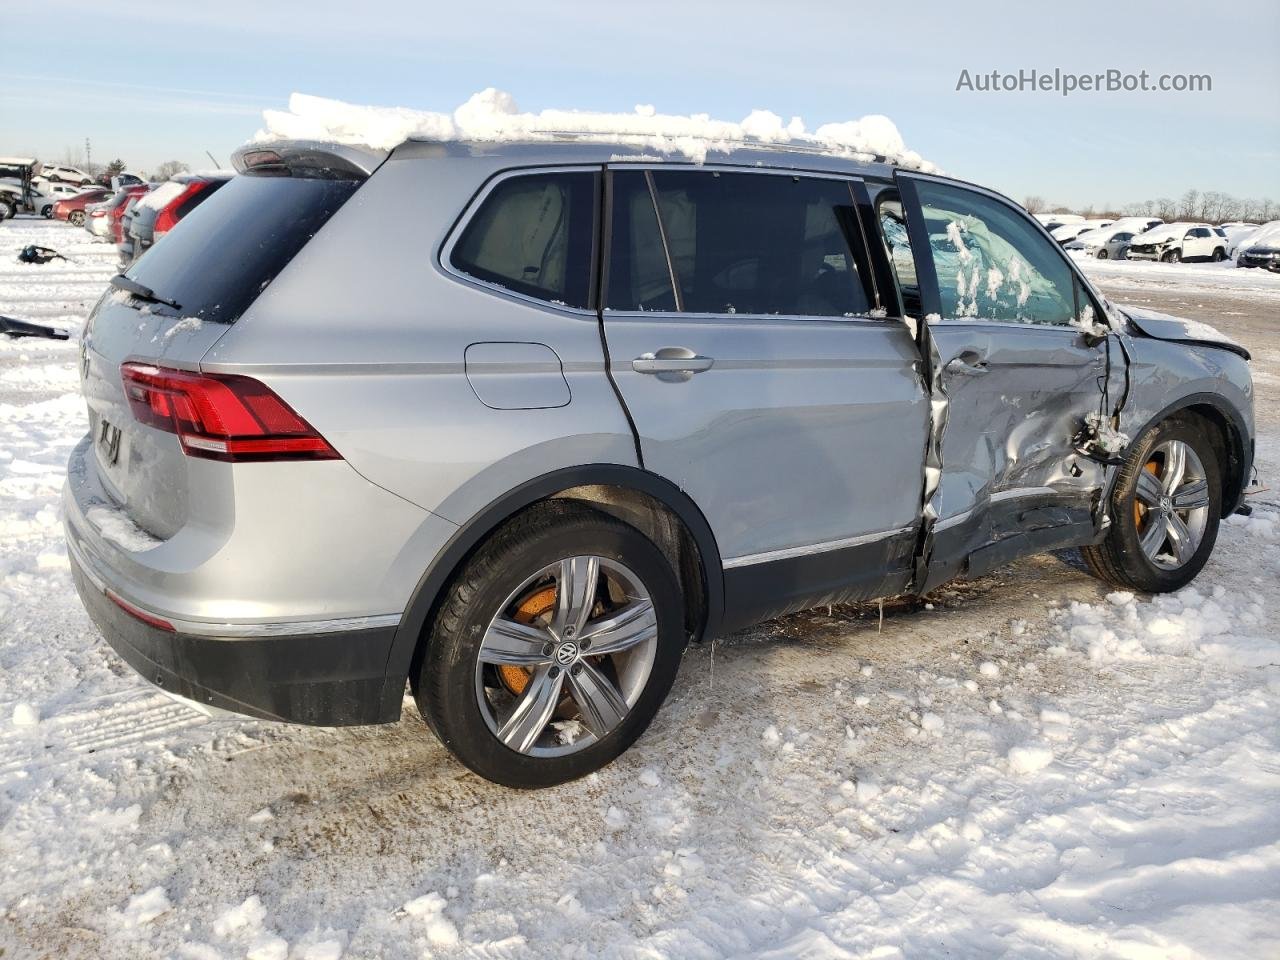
xmin=632 ymin=348 xmax=715 ymax=376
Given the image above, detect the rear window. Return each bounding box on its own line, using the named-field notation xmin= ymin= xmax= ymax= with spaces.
xmin=450 ymin=171 xmax=596 ymax=309
xmin=123 ymin=174 xmax=359 ymax=324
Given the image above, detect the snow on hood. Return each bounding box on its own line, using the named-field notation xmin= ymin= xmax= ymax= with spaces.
xmin=1240 ymin=220 xmax=1280 ymax=251
xmin=253 ymin=89 xmax=939 ymax=170
xmin=1133 ymin=223 xmax=1197 ymax=245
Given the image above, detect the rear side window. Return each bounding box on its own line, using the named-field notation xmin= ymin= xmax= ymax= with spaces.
xmin=451 ymin=172 xmax=596 ymax=309
xmin=125 ymin=174 xmax=359 ymax=324
xmin=607 ymin=169 xmax=871 ymax=317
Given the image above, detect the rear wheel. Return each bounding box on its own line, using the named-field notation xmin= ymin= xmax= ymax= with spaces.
xmin=69 ymin=210 xmax=85 ymax=226
xmin=1096 ymin=248 xmax=1109 ymax=260
xmin=1082 ymin=417 xmax=1221 ymax=593
xmin=1211 ymin=247 xmax=1226 ymax=262
xmin=415 ymin=500 xmax=686 ymax=788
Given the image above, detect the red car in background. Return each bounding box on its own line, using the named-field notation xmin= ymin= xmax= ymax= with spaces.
xmin=107 ymin=184 xmax=151 ymax=244
xmin=51 ymin=187 xmax=112 ymax=226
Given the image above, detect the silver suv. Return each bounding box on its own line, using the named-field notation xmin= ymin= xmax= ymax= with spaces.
xmin=65 ymin=138 xmax=1255 ymax=787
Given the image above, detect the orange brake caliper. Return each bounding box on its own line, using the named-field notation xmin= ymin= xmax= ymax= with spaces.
xmin=499 ymin=585 xmax=557 ymax=696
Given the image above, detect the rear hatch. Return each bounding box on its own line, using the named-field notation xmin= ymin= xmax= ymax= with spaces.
xmin=79 ymin=157 xmax=371 ymax=539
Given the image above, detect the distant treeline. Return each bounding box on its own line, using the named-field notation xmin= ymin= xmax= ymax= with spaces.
xmin=1023 ymin=190 xmax=1278 ymax=224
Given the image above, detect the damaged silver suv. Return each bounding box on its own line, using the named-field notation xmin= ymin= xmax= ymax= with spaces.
xmin=65 ymin=138 xmax=1255 ymax=787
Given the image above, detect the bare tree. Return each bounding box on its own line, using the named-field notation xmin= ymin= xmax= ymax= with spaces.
xmin=1022 ymin=195 xmax=1046 ymax=214
xmin=1178 ymin=189 xmax=1199 ymax=220
xmin=1154 ymin=198 xmax=1178 ymax=221
xmin=153 ymin=160 xmax=190 ymax=181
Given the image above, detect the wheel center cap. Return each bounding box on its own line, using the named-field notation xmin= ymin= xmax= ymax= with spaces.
xmin=1160 ymin=495 xmax=1173 ymax=512
xmin=555 ymin=641 xmax=579 ymax=665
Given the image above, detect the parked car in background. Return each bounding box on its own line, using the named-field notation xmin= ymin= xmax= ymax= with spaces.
xmin=64 ymin=138 xmax=1255 ymax=788
xmin=84 ymin=200 xmax=114 ymax=237
xmin=112 ymin=185 xmax=154 ymax=253
xmin=1034 ymin=213 xmax=1084 ymax=232
xmin=54 ymin=187 xmax=112 ymax=226
xmin=1108 ymin=216 xmax=1164 ymax=235
xmin=127 ymin=173 xmax=233 ymax=263
xmin=83 ymin=185 xmax=148 ymax=240
xmin=1066 ymin=225 xmax=1136 ymax=259
xmin=1127 ymin=222 xmax=1227 ymax=263
xmin=38 ymin=163 xmax=93 ymax=185
xmin=95 ymin=172 xmax=145 ymax=190
xmin=31 ymin=182 xmax=85 ymax=218
xmin=1220 ymin=224 xmax=1258 ymax=258
xmin=1236 ymin=221 xmax=1280 ymax=270
xmin=1051 ymin=218 xmax=1114 ymax=244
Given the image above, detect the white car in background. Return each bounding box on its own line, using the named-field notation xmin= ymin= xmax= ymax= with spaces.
xmin=1051 ymin=218 xmax=1113 ymax=244
xmin=1127 ymin=222 xmax=1228 ymax=263
xmin=37 ymin=163 xmax=93 ymax=185
xmin=1065 ymin=224 xmax=1138 ymax=259
xmin=1219 ymin=223 xmax=1259 ymax=258
xmin=1034 ymin=212 xmax=1084 ymax=232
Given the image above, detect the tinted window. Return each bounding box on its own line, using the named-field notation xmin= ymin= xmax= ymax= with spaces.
xmin=606 ymin=172 xmax=677 ymax=311
xmin=452 ymin=172 xmax=596 ymax=309
xmin=125 ymin=174 xmax=359 ymax=324
xmin=1114 ymin=233 xmax=1133 ymax=242
xmin=611 ymin=170 xmax=869 ymax=317
xmin=915 ymin=181 xmax=1077 ymax=326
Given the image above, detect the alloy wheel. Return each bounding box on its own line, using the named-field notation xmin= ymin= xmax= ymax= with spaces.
xmin=1133 ymin=439 xmax=1211 ymax=570
xmin=475 ymin=555 xmax=658 ymax=757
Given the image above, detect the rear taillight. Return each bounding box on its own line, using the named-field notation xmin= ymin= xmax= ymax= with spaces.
xmin=90 ymin=209 xmax=106 ymax=218
xmin=154 ymin=181 xmax=213 ymax=237
xmin=120 ymin=363 xmax=341 ymax=462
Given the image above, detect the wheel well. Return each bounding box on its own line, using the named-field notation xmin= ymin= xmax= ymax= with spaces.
xmin=1173 ymin=404 xmax=1245 ymax=517
xmin=551 ymin=484 xmax=709 ymax=642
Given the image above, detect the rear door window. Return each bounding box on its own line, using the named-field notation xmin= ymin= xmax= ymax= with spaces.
xmin=124 ymin=174 xmax=359 ymax=323
xmin=607 ymin=169 xmax=872 ymax=318
xmin=451 ymin=171 xmax=597 ymax=309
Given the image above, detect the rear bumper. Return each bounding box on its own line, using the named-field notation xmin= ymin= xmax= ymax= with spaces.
xmin=70 ymin=548 xmax=402 ymax=725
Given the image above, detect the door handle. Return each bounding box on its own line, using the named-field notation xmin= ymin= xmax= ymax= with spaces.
xmin=945 ymin=354 xmax=989 ymax=376
xmin=632 ymin=348 xmax=715 ymax=376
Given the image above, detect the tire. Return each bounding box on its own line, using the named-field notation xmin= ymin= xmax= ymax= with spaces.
xmin=1163 ymin=248 xmax=1181 ymax=263
xmin=1082 ymin=417 xmax=1222 ymax=593
xmin=415 ymin=500 xmax=686 ymax=788
xmin=1211 ymin=247 xmax=1226 ymax=262
xmin=42 ymin=207 xmax=53 ymax=219
xmin=0 ymin=201 xmax=13 ymax=222
xmin=69 ymin=210 xmax=85 ymax=226
xmin=1096 ymin=249 xmax=1109 ymax=260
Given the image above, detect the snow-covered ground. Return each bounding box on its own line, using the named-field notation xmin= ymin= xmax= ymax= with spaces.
xmin=1 ymin=217 xmax=1278 ymax=959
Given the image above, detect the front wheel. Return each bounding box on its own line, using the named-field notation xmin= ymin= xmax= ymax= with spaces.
xmin=1211 ymin=247 xmax=1226 ymax=262
xmin=1096 ymin=249 xmax=1109 ymax=260
xmin=69 ymin=211 xmax=85 ymax=226
xmin=1163 ymin=249 xmax=1181 ymax=263
xmin=415 ymin=500 xmax=686 ymax=788
xmin=1082 ymin=417 xmax=1221 ymax=593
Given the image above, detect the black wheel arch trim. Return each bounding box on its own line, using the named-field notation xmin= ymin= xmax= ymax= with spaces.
xmin=379 ymin=463 xmax=725 ymax=715
xmin=1125 ymin=391 xmax=1253 ymax=517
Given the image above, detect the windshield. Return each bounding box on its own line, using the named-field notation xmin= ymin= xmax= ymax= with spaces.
xmin=124 ymin=174 xmax=359 ymax=323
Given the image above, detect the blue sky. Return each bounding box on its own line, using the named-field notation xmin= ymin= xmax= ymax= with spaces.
xmin=5 ymin=0 xmax=1277 ymax=208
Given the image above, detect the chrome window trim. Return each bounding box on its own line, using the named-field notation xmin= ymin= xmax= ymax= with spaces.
xmin=437 ymin=164 xmax=603 ymax=319
xmin=723 ymin=525 xmax=915 ymax=569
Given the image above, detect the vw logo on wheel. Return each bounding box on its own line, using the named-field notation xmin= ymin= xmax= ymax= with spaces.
xmin=555 ymin=641 xmax=579 ymax=665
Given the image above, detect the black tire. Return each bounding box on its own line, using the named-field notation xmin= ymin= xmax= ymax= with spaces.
xmin=0 ymin=201 xmax=13 ymax=222
xmin=1163 ymin=249 xmax=1181 ymax=263
xmin=1082 ymin=417 xmax=1222 ymax=593
xmin=1211 ymin=247 xmax=1226 ymax=262
xmin=1096 ymin=248 xmax=1109 ymax=260
xmin=414 ymin=500 xmax=686 ymax=788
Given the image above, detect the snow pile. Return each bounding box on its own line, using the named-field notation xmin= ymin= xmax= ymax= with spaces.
xmin=255 ymin=89 xmax=938 ymax=169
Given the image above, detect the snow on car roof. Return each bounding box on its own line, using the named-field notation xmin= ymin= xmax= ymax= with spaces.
xmin=254 ymin=89 xmax=938 ymax=171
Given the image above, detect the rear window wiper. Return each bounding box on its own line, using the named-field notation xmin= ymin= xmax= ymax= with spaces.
xmin=110 ymin=274 xmax=182 ymax=311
